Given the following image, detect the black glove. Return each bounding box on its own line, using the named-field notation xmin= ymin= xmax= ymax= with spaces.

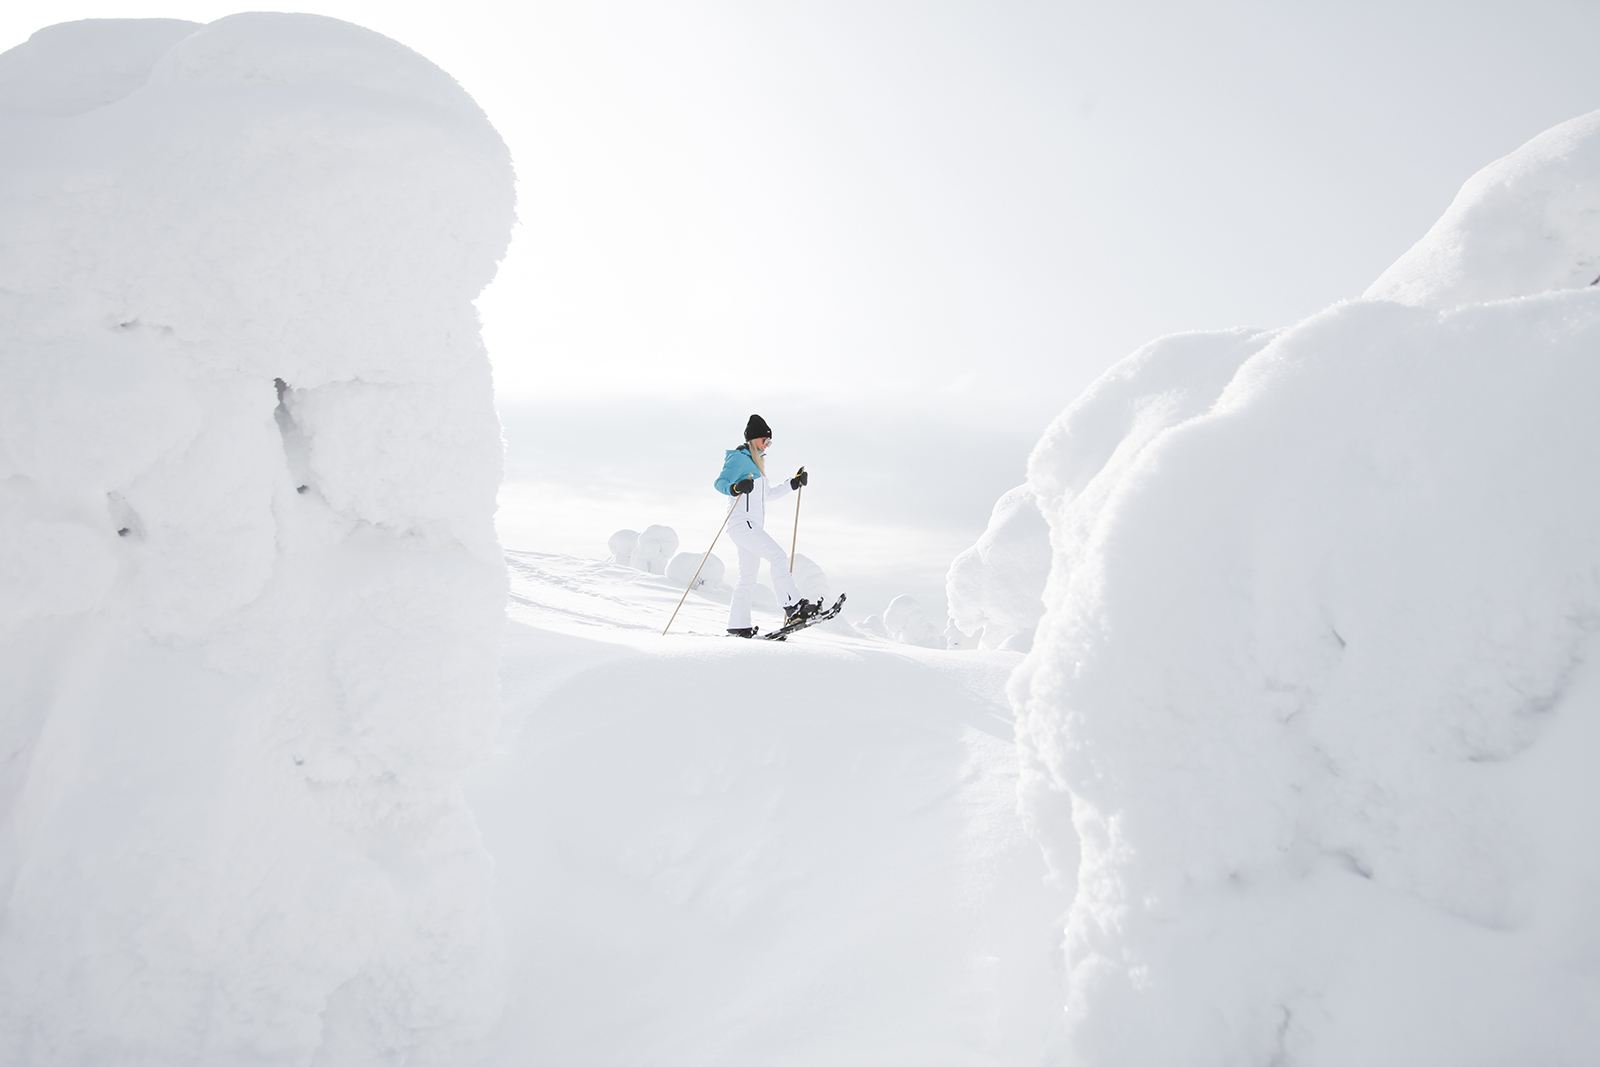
xmin=731 ymin=477 xmax=754 ymax=495
xmin=790 ymin=468 xmax=809 ymax=490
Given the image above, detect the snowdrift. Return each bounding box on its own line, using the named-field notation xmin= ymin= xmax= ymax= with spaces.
xmin=1011 ymin=109 xmax=1600 ymax=1063
xmin=0 ymin=16 xmax=513 ymax=1064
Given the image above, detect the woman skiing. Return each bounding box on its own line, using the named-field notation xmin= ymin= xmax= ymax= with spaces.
xmin=715 ymin=414 xmax=816 ymax=638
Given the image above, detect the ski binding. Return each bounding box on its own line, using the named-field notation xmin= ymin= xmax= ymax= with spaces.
xmin=760 ymin=593 xmax=847 ymax=641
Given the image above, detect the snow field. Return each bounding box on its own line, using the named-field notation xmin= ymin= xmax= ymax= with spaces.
xmin=468 ymin=552 xmax=1068 ymax=1066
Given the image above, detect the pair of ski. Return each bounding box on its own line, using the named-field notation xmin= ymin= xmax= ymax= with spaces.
xmin=749 ymin=593 xmax=847 ymax=641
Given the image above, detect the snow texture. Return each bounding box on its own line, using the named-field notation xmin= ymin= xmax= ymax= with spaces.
xmin=0 ymin=15 xmax=513 ymax=1065
xmin=946 ymin=484 xmax=1051 ymax=649
xmin=1015 ymin=108 xmax=1600 ymax=1064
xmin=0 ymin=18 xmax=200 ymax=117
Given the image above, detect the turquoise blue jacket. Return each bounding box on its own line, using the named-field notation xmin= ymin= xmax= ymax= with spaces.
xmin=714 ymin=445 xmax=764 ymax=496
xmin=714 ymin=444 xmax=793 ymax=529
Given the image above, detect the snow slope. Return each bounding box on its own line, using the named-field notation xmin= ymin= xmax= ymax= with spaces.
xmin=465 ymin=552 xmax=1069 ymax=1066
xmin=0 ymin=16 xmax=513 ymax=1064
xmin=1012 ymin=109 xmax=1600 ymax=1063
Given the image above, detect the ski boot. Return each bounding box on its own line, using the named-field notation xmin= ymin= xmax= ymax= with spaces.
xmin=727 ymin=627 xmax=759 ymax=639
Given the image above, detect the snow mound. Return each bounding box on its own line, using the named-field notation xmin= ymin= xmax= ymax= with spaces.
xmin=630 ymin=523 xmax=679 ymax=574
xmin=0 ymin=15 xmax=512 ymax=1064
xmin=607 ymin=528 xmax=638 ymax=563
xmin=1367 ymin=108 xmax=1600 ymax=308
xmin=666 ymin=549 xmax=725 ymax=589
xmin=791 ymin=552 xmax=829 ymax=602
xmin=1015 ymin=110 xmax=1600 ymax=1063
xmin=883 ymin=594 xmax=945 ymax=648
xmin=945 ymin=484 xmax=1050 ymax=649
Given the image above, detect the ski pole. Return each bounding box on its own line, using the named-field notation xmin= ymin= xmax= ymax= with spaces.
xmin=663 ymin=492 xmax=742 ymax=636
xmin=789 ymin=467 xmax=804 ymax=572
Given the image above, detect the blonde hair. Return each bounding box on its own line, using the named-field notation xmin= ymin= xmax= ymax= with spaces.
xmin=746 ymin=441 xmax=766 ymax=476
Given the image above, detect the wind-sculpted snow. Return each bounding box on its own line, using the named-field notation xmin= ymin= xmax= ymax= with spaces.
xmin=1368 ymin=108 xmax=1600 ymax=308
xmin=0 ymin=15 xmax=512 ymax=1065
xmin=1015 ymin=111 xmax=1600 ymax=1064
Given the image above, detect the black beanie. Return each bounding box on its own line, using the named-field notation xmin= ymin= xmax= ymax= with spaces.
xmin=744 ymin=413 xmax=773 ymax=441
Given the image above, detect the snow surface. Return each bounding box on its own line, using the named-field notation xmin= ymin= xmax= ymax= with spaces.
xmin=1012 ymin=108 xmax=1600 ymax=1063
xmin=468 ymin=551 xmax=1068 ymax=1065
xmin=0 ymin=15 xmax=512 ymax=1064
xmin=0 ymin=19 xmax=200 ymax=117
xmin=1367 ymin=109 xmax=1600 ymax=308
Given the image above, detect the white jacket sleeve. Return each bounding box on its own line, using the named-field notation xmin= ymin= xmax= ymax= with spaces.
xmin=764 ymin=475 xmax=793 ymax=502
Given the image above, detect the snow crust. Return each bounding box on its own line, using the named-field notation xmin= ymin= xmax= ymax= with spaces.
xmin=0 ymin=15 xmax=513 ymax=1064
xmin=1014 ymin=109 xmax=1600 ymax=1063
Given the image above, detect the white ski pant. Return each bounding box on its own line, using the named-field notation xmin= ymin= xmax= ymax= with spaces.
xmin=727 ymin=517 xmax=801 ymax=629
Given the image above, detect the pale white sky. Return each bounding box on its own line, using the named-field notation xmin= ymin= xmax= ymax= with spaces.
xmin=6 ymin=2 xmax=1599 ymax=622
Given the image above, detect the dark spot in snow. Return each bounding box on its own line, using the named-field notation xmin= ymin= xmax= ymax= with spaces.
xmin=296 ymin=485 xmax=308 ymax=494
xmin=293 ymin=758 xmax=304 ymax=766
xmin=1591 ymin=273 xmax=1600 ymax=286
xmin=1336 ymin=850 xmax=1373 ymax=878
xmin=116 ymin=527 xmax=129 ymax=537
xmin=1330 ymin=626 xmax=1346 ymax=649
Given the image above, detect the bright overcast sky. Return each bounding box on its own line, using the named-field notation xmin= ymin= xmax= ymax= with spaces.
xmin=6 ymin=1 xmax=1599 ymax=618
xmin=7 ymin=2 xmax=1600 ymax=422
